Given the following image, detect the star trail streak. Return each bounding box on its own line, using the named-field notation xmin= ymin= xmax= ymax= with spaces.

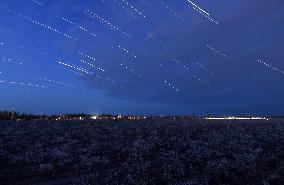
xmin=0 ymin=80 xmax=47 ymax=89
xmin=0 ymin=0 xmax=282 ymax=115
xmin=78 ymin=51 xmax=104 ymax=65
xmin=164 ymin=80 xmax=180 ymax=93
xmin=121 ymin=0 xmax=146 ymax=18
xmin=58 ymin=61 xmax=92 ymax=74
xmin=147 ymin=33 xmax=169 ymax=50
xmin=32 ymin=0 xmax=43 ymax=7
xmin=54 ymin=65 xmax=85 ymax=77
xmin=41 ymin=78 xmax=75 ymax=88
xmin=196 ymin=62 xmax=218 ymax=77
xmin=0 ymin=6 xmax=74 ymax=40
xmin=120 ymin=63 xmax=142 ymax=78
xmin=84 ymin=9 xmax=131 ymax=38
xmin=57 ymin=61 xmax=123 ymax=89
xmin=187 ymin=0 xmax=209 ymax=16
xmin=257 ymin=59 xmax=284 ymax=76
xmin=113 ymin=0 xmax=139 ymax=20
xmin=173 ymin=58 xmax=214 ymax=90
xmin=62 ymin=18 xmax=97 ymax=37
xmin=160 ymin=2 xmax=186 ymax=22
xmin=81 ymin=59 xmax=106 ymax=72
xmin=1 ymin=57 xmax=24 ymax=65
xmin=118 ymin=45 xmax=137 ymax=58
xmin=187 ymin=0 xmax=219 ymax=25
xmin=206 ymin=44 xmax=229 ymax=59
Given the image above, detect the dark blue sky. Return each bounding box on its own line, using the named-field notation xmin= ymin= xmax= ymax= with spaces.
xmin=0 ymin=0 xmax=283 ymax=115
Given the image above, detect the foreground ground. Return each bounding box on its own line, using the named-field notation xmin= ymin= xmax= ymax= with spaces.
xmin=0 ymin=119 xmax=283 ymax=185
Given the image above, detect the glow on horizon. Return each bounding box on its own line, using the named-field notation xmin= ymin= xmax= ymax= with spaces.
xmin=205 ymin=116 xmax=269 ymax=120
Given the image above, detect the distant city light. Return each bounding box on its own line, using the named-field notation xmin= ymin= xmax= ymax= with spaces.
xmin=204 ymin=117 xmax=269 ymax=120
xmin=91 ymin=115 xmax=97 ymax=120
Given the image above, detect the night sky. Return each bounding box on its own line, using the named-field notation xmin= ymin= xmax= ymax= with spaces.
xmin=0 ymin=0 xmax=283 ymax=116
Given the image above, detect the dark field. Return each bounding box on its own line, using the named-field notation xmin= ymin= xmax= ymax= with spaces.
xmin=0 ymin=119 xmax=283 ymax=185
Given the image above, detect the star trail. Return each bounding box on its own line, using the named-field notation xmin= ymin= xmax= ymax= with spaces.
xmin=0 ymin=0 xmax=283 ymax=115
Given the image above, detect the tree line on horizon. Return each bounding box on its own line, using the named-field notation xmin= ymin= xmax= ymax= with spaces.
xmin=0 ymin=110 xmax=47 ymax=120
xmin=1 ymin=110 xmax=283 ymax=121
xmin=0 ymin=110 xmax=104 ymax=120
